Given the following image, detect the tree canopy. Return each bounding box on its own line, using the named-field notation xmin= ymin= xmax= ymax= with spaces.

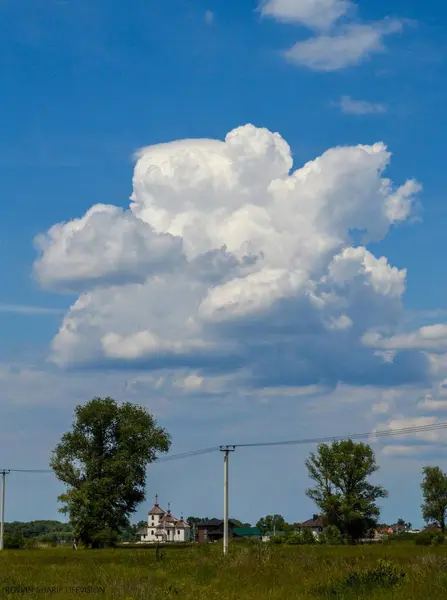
xmin=50 ymin=397 xmax=170 ymax=548
xmin=421 ymin=466 xmax=447 ymax=533
xmin=305 ymin=439 xmax=387 ymax=542
xmin=256 ymin=514 xmax=286 ymax=534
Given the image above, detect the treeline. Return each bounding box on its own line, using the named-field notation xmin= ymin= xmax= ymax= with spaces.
xmin=4 ymin=520 xmax=148 ymax=547
xmin=4 ymin=520 xmax=73 ymax=548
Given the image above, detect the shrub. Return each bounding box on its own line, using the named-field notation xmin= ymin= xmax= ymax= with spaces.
xmin=318 ymin=559 xmax=406 ymax=595
xmin=3 ymin=533 xmax=25 ymax=549
xmin=431 ymin=532 xmax=445 ymax=546
xmin=269 ymin=535 xmax=284 ymax=545
xmin=301 ymin=528 xmax=316 ymax=545
xmin=415 ymin=530 xmax=445 ymax=546
xmin=286 ymin=534 xmax=303 ymax=545
xmin=323 ymin=525 xmax=343 ymax=545
xmin=23 ymin=538 xmax=39 ymax=549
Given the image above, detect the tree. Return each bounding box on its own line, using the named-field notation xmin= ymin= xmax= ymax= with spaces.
xmin=305 ymin=440 xmax=387 ymax=542
xmin=51 ymin=397 xmax=170 ymax=548
xmin=393 ymin=519 xmax=412 ymax=533
xmin=231 ymin=519 xmax=252 ymax=528
xmin=421 ymin=466 xmax=447 ymax=533
xmin=186 ymin=516 xmax=210 ymax=542
xmin=256 ymin=514 xmax=286 ymax=534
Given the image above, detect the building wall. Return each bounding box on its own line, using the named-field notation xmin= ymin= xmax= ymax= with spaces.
xmin=140 ymin=512 xmax=190 ymax=543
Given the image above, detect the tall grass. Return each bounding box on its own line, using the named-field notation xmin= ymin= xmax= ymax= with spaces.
xmin=1 ymin=543 xmax=447 ymax=599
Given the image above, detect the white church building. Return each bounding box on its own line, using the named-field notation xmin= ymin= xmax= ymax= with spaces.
xmin=137 ymin=496 xmax=191 ymax=543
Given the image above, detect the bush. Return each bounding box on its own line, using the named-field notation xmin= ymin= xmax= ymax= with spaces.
xmin=3 ymin=533 xmax=25 ymax=549
xmin=415 ymin=530 xmax=445 ymax=546
xmin=301 ymin=528 xmax=316 ymax=545
xmin=432 ymin=532 xmax=445 ymax=546
xmin=269 ymin=535 xmax=285 ymax=545
xmin=23 ymin=538 xmax=39 ymax=549
xmin=322 ymin=525 xmax=343 ymax=545
xmin=285 ymin=534 xmax=303 ymax=545
xmin=318 ymin=559 xmax=406 ymax=595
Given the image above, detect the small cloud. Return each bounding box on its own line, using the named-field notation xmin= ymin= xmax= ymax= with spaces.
xmin=0 ymin=304 xmax=63 ymax=316
xmin=284 ymin=20 xmax=403 ymax=71
xmin=336 ymin=96 xmax=388 ymax=115
xmin=205 ymin=10 xmax=214 ymax=25
xmin=259 ymin=0 xmax=354 ymax=32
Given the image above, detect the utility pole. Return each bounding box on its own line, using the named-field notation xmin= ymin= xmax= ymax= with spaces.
xmin=220 ymin=445 xmax=235 ymax=556
xmin=0 ymin=470 xmax=10 ymax=551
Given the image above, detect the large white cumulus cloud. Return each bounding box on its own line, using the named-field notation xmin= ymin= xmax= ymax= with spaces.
xmin=34 ymin=124 xmax=428 ymax=387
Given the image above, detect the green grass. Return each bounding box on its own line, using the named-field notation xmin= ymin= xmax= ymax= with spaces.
xmin=2 ymin=543 xmax=447 ymax=599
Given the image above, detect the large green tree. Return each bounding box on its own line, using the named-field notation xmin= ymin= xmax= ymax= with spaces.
xmin=51 ymin=397 xmax=170 ymax=548
xmin=256 ymin=514 xmax=286 ymax=534
xmin=421 ymin=466 xmax=447 ymax=533
xmin=305 ymin=440 xmax=387 ymax=542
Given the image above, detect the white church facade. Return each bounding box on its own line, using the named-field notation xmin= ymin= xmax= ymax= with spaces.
xmin=137 ymin=496 xmax=191 ymax=543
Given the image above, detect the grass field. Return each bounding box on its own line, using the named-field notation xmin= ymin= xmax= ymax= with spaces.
xmin=1 ymin=542 xmax=447 ymax=599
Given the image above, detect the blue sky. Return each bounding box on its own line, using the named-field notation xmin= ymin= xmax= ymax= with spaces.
xmin=1 ymin=0 xmax=447 ymax=529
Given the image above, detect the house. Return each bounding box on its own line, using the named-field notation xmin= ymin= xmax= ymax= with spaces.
xmin=380 ymin=527 xmax=394 ymax=535
xmin=232 ymin=527 xmax=262 ymax=540
xmin=300 ymin=514 xmax=324 ymax=536
xmin=137 ymin=495 xmax=190 ymax=543
xmin=197 ymin=519 xmax=239 ymax=543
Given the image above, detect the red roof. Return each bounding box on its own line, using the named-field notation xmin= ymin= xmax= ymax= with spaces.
xmin=300 ymin=515 xmax=324 ymax=528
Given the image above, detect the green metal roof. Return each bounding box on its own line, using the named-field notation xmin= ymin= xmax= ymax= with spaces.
xmin=232 ymin=527 xmax=262 ymax=537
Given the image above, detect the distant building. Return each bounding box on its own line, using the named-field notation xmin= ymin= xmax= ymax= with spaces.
xmin=300 ymin=514 xmax=324 ymax=536
xmin=137 ymin=496 xmax=190 ymax=543
xmin=197 ymin=519 xmax=240 ymax=543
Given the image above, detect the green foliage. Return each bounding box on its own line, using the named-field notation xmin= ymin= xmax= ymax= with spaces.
xmin=50 ymin=397 xmax=171 ymax=548
xmin=269 ymin=535 xmax=285 ymax=544
xmin=23 ymin=538 xmax=39 ymax=549
xmin=432 ymin=532 xmax=445 ymax=546
xmin=305 ymin=439 xmax=387 ymax=542
xmin=319 ymin=559 xmax=406 ymax=596
xmin=256 ymin=514 xmax=286 ymax=535
xmin=119 ymin=521 xmax=146 ymax=542
xmin=421 ymin=466 xmax=447 ymax=533
xmin=301 ymin=528 xmax=316 ymax=544
xmin=285 ymin=534 xmax=303 ymax=545
xmin=3 ymin=533 xmax=25 ymax=549
xmin=321 ymin=525 xmax=343 ymax=545
xmin=5 ymin=520 xmax=72 ymax=543
xmin=415 ymin=529 xmax=445 ymax=546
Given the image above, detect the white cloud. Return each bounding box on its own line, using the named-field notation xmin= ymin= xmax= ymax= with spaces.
xmin=259 ymin=0 xmax=353 ymax=31
xmin=284 ymin=20 xmax=403 ymax=71
xmin=376 ymin=416 xmax=447 ymax=446
xmin=418 ymin=393 xmax=447 ymax=412
xmin=34 ymin=124 xmax=426 ymax=389
xmin=363 ymin=324 xmax=447 ymax=352
xmin=381 ymin=444 xmax=428 ymax=457
xmin=336 ymin=96 xmax=388 ymax=115
xmin=0 ymin=304 xmax=63 ymax=315
xmin=34 ymin=204 xmax=184 ymax=292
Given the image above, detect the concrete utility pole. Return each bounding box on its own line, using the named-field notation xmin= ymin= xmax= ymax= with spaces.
xmin=0 ymin=470 xmax=10 ymax=551
xmin=220 ymin=446 xmax=235 ymax=556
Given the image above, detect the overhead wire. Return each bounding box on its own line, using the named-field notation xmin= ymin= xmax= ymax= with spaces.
xmin=3 ymin=421 xmax=447 ymax=473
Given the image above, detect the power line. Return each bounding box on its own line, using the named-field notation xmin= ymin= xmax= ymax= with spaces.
xmin=3 ymin=420 xmax=447 ymax=473
xmin=231 ymin=421 xmax=447 ymax=449
xmin=4 ymin=446 xmax=221 ymax=473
